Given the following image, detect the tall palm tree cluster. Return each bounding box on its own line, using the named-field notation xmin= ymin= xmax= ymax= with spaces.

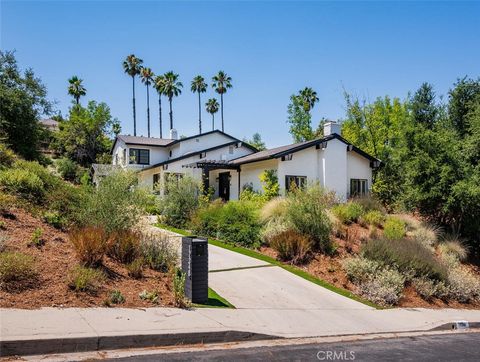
xmin=123 ymin=54 xmax=232 ymax=138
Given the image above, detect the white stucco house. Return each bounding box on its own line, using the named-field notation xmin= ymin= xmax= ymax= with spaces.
xmin=109 ymin=122 xmax=381 ymax=201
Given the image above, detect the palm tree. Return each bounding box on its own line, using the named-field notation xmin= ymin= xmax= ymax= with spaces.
xmin=191 ymin=75 xmax=207 ymax=134
xmin=162 ymin=71 xmax=183 ymax=130
xmin=211 ymin=71 xmax=232 ymax=132
xmin=205 ymin=98 xmax=219 ymax=131
xmin=122 ymin=54 xmax=143 ymax=136
xmin=140 ymin=67 xmax=154 ymax=137
xmin=67 ymin=76 xmax=86 ymax=105
xmin=154 ymin=75 xmax=166 ymax=138
xmin=298 ymin=87 xmax=319 ymax=113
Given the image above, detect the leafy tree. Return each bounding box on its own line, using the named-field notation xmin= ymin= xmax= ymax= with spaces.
xmin=411 ymin=82 xmax=438 ymax=129
xmin=140 ymin=67 xmax=154 ymax=137
xmin=191 ymin=75 xmax=207 ymax=134
xmin=212 ymin=71 xmax=232 ymax=132
xmin=448 ymin=77 xmax=480 ymax=136
xmin=67 ymin=76 xmax=86 ymax=105
xmin=0 ymin=50 xmax=52 ymax=160
xmin=245 ymin=133 xmax=266 ymax=150
xmin=161 ymin=71 xmax=183 ymax=131
xmin=298 ymin=87 xmax=319 ymax=112
xmin=205 ymin=98 xmax=219 ymax=131
xmin=287 ymin=95 xmax=314 ymax=142
xmin=55 ymin=101 xmax=118 ymax=166
xmin=122 ymin=54 xmax=143 ymax=136
xmin=154 ymin=74 xmax=165 ymax=138
xmin=259 ymin=169 xmax=279 ymax=200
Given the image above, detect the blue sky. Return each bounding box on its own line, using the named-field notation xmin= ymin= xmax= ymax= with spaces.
xmin=2 ymin=1 xmax=479 ymax=147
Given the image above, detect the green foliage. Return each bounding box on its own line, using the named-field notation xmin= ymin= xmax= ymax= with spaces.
xmin=245 ymin=133 xmax=266 ymax=151
xmin=126 ymin=258 xmax=144 ymax=279
xmin=259 ymin=169 xmax=279 ymax=200
xmin=0 ymin=142 xmax=16 ymax=168
xmin=56 ymin=157 xmax=79 ymax=182
xmin=158 ymin=175 xmax=202 ymax=228
xmin=287 ymin=94 xmax=314 ymax=142
xmin=67 ymin=266 xmax=105 ymax=293
xmin=108 ymin=229 xmax=141 ymax=264
xmin=331 ymin=202 xmax=364 ymax=224
xmin=239 ymin=188 xmax=266 ymax=203
xmin=269 ymin=229 xmax=313 ymax=264
xmin=76 ymin=170 xmax=147 ymax=233
xmin=446 ymin=267 xmax=480 ymax=303
xmin=0 ymin=51 xmax=52 ymax=160
xmin=173 ymin=268 xmax=188 ymax=307
xmin=108 ymin=290 xmax=125 ymax=304
xmin=0 ymin=252 xmax=37 ymax=290
xmin=139 ymin=289 xmax=159 ymax=303
xmin=140 ymin=232 xmax=177 ymax=272
xmin=29 ymin=227 xmax=44 ymax=247
xmin=361 ymin=238 xmax=447 ymax=281
xmin=412 ymin=277 xmax=449 ymax=301
xmin=0 ymin=167 xmax=45 ymax=200
xmin=357 ymin=267 xmax=406 ymax=306
xmin=343 ymin=257 xmax=382 ymax=284
xmin=383 ymin=217 xmax=406 ymax=240
xmin=43 ymin=211 xmax=65 ymax=229
xmin=360 ymin=210 xmax=385 ymax=227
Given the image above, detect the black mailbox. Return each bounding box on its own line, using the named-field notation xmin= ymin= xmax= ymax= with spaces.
xmin=181 ymin=236 xmax=208 ymax=304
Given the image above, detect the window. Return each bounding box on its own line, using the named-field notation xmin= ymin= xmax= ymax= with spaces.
xmin=350 ymin=179 xmax=368 ymax=197
xmin=285 ymin=175 xmax=307 ymax=192
xmin=129 ymin=148 xmax=150 ymax=165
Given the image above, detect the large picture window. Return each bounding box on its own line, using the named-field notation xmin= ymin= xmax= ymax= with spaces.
xmin=129 ymin=148 xmax=150 ymax=165
xmin=350 ymin=179 xmax=368 ymax=197
xmin=285 ymin=175 xmax=307 ymax=192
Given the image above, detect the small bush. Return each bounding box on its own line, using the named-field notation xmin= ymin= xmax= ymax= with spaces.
xmin=383 ymin=217 xmax=406 ymax=240
xmin=412 ymin=277 xmax=449 ymax=301
xmin=361 ymin=238 xmax=447 ymax=281
xmin=0 ymin=142 xmax=16 ymax=168
xmin=239 ymin=188 xmax=266 ymax=204
xmin=260 ymin=218 xmax=289 ymax=244
xmin=69 ymin=226 xmax=112 ymax=267
xmin=259 ymin=169 xmax=280 ymax=200
xmin=270 ymin=229 xmax=313 ymax=264
xmin=43 ymin=211 xmax=65 ymax=229
xmin=343 ymin=257 xmax=381 ymax=284
xmin=28 ymin=228 xmax=44 ymax=247
xmin=413 ymin=225 xmax=441 ymax=249
xmin=139 ymin=289 xmax=159 ymax=303
xmin=358 ymin=268 xmax=405 ymax=306
xmin=140 ymin=232 xmax=177 ymax=272
xmin=108 ymin=290 xmax=125 ymax=304
xmin=331 ymin=202 xmax=364 ymax=224
xmin=285 ymin=185 xmax=333 ymax=252
xmin=67 ymin=266 xmax=105 ymax=293
xmin=351 ymin=196 xmax=385 ymax=213
xmin=173 ymin=268 xmax=188 ymax=308
xmin=359 ymin=210 xmax=385 ymax=228
xmin=438 ymin=238 xmax=468 ymax=262
xmin=260 ymin=197 xmax=288 ymax=223
xmin=0 ymin=168 xmax=45 ymax=200
xmin=0 ymin=221 xmax=6 ymax=230
xmin=108 ymin=229 xmax=141 ymax=264
xmin=447 ymin=268 xmax=480 ymax=303
xmin=56 ymin=157 xmax=79 ymax=182
xmin=189 ymin=199 xmax=224 ymax=237
xmin=0 ymin=252 xmax=37 ymax=290
xmin=126 ymin=258 xmax=144 ymax=279
xmin=0 ymin=191 xmax=17 ymax=212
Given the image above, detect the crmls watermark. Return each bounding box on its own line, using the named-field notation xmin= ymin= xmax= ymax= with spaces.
xmin=317 ymin=350 xmax=356 ymax=360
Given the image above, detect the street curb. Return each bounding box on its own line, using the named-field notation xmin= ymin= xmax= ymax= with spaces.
xmin=429 ymin=321 xmax=480 ymax=331
xmin=0 ymin=330 xmax=279 ymax=357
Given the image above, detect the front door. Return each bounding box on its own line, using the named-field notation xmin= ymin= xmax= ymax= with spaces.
xmin=218 ymin=172 xmax=230 ymax=201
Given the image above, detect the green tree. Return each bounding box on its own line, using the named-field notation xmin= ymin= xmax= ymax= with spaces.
xmin=161 ymin=71 xmax=183 ymax=131
xmin=0 ymin=51 xmax=52 ymax=160
xmin=55 ymin=101 xmax=118 ymax=166
xmin=298 ymin=87 xmax=319 ymax=113
xmin=191 ymin=75 xmax=207 ymax=134
xmin=287 ymin=95 xmax=314 ymax=142
xmin=212 ymin=71 xmax=232 ymax=132
xmin=259 ymin=169 xmax=279 ymax=200
xmin=245 ymin=133 xmax=266 ymax=150
xmin=67 ymin=76 xmax=86 ymax=105
xmin=411 ymin=82 xmax=438 ymax=129
xmin=140 ymin=67 xmax=154 ymax=137
xmin=122 ymin=54 xmax=143 ymax=136
xmin=448 ymin=77 xmax=480 ymax=136
xmin=205 ymin=98 xmax=219 ymax=131
xmin=154 ymin=75 xmax=165 ymax=138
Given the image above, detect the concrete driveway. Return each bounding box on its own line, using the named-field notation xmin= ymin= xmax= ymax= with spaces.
xmin=208 ymin=244 xmax=372 ymax=310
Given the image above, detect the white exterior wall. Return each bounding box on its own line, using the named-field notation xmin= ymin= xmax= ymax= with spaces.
xmin=347 ymin=151 xmax=373 ymax=195
xmin=239 ymin=159 xmax=278 ymax=194
xmin=112 ymin=141 xmax=169 ymax=170
xmin=277 ymin=147 xmax=321 ymax=195
xmin=322 ymin=138 xmax=348 ymax=200
xmin=170 ymin=132 xmax=236 ymax=158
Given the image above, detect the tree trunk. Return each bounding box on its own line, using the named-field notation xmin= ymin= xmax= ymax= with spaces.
xmin=76 ymin=96 xmax=79 ymax=105
xmin=169 ymin=97 xmax=173 ymax=130
xmin=159 ymin=95 xmax=163 ymax=138
xmin=132 ymin=76 xmax=137 ymax=136
xmin=212 ymin=113 xmax=215 ymax=131
xmin=147 ymin=84 xmax=150 ymax=137
xmin=221 ymin=93 xmax=224 ymax=132
xmin=198 ymin=92 xmax=202 ymax=134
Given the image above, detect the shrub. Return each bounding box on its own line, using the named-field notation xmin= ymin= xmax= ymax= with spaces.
xmin=359 ymin=210 xmax=385 ymax=228
xmin=0 ymin=252 xmax=37 ymax=290
xmin=67 ymin=266 xmax=105 ymax=293
xmin=45 ymin=182 xmax=83 ymax=226
xmin=438 ymin=238 xmax=468 ymax=262
xmin=126 ymin=258 xmax=144 ymax=279
xmin=43 ymin=211 xmax=65 ymax=229
xmin=260 ymin=218 xmax=289 ymax=244
xmin=343 ymin=257 xmax=382 ymax=284
xmin=239 ymin=189 xmax=266 ymax=203
xmin=351 ymin=196 xmax=386 ymax=213
xmin=361 ymin=238 xmax=447 ymax=281
xmin=140 ymin=232 xmax=178 ymax=272
xmin=331 ymin=202 xmax=364 ymax=224
xmin=69 ymin=226 xmax=113 ymax=267
xmin=0 ymin=168 xmax=45 ymax=200
xmin=0 ymin=191 xmax=17 ymax=212
xmin=357 ymin=268 xmax=405 ymax=306
xmin=56 ymin=157 xmax=79 ymax=182
xmin=412 ymin=277 xmax=449 ymax=301
xmin=0 ymin=220 xmax=6 ymax=230
xmin=259 ymin=169 xmax=280 ymax=200
xmin=260 ymin=197 xmax=288 ymax=223
xmin=285 ymin=185 xmax=332 ymax=252
xmin=189 ymin=199 xmax=224 ymax=237
xmin=108 ymin=229 xmax=141 ymax=264
xmin=173 ymin=268 xmax=188 ymax=308
xmin=413 ymin=225 xmax=441 ymax=249
xmin=447 ymin=268 xmax=480 ymax=303
xmin=383 ymin=217 xmax=406 ymax=240
xmin=158 ymin=175 xmax=201 ymax=228
xmin=108 ymin=290 xmax=125 ymax=304
xmin=75 ymin=170 xmax=148 ymax=233
xmin=28 ymin=228 xmax=44 ymax=247
xmin=139 ymin=289 xmax=159 ymax=303
xmin=269 ymin=229 xmax=313 ymax=264
xmin=0 ymin=142 xmax=16 ymax=168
